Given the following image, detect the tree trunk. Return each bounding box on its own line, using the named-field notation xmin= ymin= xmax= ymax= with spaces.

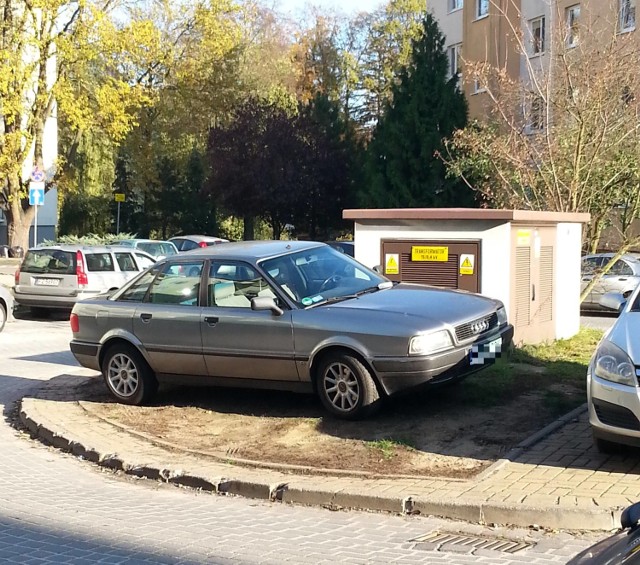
xmin=5 ymin=174 xmax=35 ymax=250
xmin=243 ymin=215 xmax=254 ymax=241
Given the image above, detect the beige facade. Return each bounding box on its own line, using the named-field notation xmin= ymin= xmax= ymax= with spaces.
xmin=430 ymin=0 xmax=637 ymax=119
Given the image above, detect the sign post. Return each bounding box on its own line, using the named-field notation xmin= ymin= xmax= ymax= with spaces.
xmin=114 ymin=193 xmax=125 ymax=234
xmin=29 ymin=166 xmax=46 ymax=247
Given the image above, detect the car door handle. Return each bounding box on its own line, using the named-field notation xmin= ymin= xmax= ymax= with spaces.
xmin=618 ymin=278 xmax=628 ymax=281
xmin=204 ymin=316 xmax=219 ymax=326
xmin=140 ymin=313 xmax=152 ymax=323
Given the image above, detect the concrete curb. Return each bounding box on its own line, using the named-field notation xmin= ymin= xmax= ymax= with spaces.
xmin=18 ymin=384 xmax=621 ymax=533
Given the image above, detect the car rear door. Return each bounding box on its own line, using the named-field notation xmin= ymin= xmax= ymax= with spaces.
xmin=131 ymin=260 xmax=207 ymax=376
xmin=201 ymin=261 xmax=299 ymax=381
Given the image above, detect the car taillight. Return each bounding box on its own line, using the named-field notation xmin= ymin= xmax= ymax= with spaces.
xmin=76 ymin=251 xmax=88 ymax=286
xmin=70 ymin=313 xmax=79 ymax=333
xmin=198 ymin=241 xmax=208 ymax=248
xmin=14 ymin=268 xmax=20 ymax=285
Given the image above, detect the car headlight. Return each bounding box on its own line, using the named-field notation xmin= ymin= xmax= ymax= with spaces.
xmin=593 ymin=340 xmax=637 ymax=386
xmin=409 ymin=330 xmax=453 ymax=356
xmin=496 ymin=306 xmax=508 ymax=326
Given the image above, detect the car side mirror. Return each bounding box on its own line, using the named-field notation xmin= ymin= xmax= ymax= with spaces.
xmin=373 ymin=265 xmax=382 ymax=274
xmin=251 ymin=296 xmax=283 ymax=316
xmin=599 ymin=292 xmax=627 ymax=313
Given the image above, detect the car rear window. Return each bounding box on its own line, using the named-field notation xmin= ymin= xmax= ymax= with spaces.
xmin=85 ymin=253 xmax=114 ymax=272
xmin=21 ymin=250 xmax=76 ymax=275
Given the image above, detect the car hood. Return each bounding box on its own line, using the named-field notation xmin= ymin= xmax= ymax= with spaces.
xmin=324 ymin=283 xmax=501 ymax=325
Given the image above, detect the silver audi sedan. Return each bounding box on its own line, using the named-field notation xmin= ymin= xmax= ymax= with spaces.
xmin=70 ymin=241 xmax=514 ymax=419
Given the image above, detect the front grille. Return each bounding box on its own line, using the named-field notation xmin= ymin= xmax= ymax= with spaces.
xmin=594 ymin=399 xmax=640 ymax=431
xmin=455 ymin=312 xmax=498 ymax=342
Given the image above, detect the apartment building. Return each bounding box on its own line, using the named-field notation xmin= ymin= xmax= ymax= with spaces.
xmin=430 ymin=0 xmax=637 ymax=119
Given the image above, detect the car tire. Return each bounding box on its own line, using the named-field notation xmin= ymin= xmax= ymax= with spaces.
xmin=317 ymin=352 xmax=380 ymax=420
xmin=0 ymin=301 xmax=6 ymax=333
xmin=593 ymin=434 xmax=620 ymax=454
xmin=101 ymin=343 xmax=158 ymax=405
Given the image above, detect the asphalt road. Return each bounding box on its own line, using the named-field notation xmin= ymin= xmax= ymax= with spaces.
xmin=0 ymin=313 xmax=615 ymax=563
xmin=580 ymin=311 xmax=618 ymax=332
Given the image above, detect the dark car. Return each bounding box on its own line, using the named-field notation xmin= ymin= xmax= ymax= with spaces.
xmin=568 ymin=502 xmax=640 ymax=563
xmin=69 ymin=241 xmax=513 ymax=419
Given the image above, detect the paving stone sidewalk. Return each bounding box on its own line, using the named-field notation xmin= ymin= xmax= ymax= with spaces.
xmin=19 ymin=373 xmax=640 ymax=533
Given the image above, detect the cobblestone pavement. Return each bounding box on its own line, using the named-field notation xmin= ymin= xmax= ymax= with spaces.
xmin=0 ymin=314 xmax=611 ymax=564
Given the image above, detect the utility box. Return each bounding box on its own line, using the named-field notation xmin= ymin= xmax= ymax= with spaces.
xmin=343 ymin=208 xmax=590 ymax=345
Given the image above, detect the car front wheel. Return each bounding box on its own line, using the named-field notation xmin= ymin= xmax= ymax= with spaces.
xmin=317 ymin=353 xmax=380 ymax=419
xmin=102 ymin=343 xmax=158 ymax=405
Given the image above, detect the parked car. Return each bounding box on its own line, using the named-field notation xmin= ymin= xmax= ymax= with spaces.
xmin=169 ymin=235 xmax=229 ymax=252
xmin=113 ymin=239 xmax=179 ymax=261
xmin=581 ymin=253 xmax=640 ymax=311
xmin=13 ymin=245 xmax=156 ymax=313
xmin=0 ymin=284 xmax=14 ymax=332
xmin=69 ymin=240 xmax=513 ymax=419
xmin=588 ymin=285 xmax=640 ymax=452
xmin=325 ymin=241 xmax=355 ymax=257
xmin=567 ymin=501 xmax=640 ymax=563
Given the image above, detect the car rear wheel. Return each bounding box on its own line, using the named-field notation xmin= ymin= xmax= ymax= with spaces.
xmin=102 ymin=343 xmax=158 ymax=405
xmin=0 ymin=302 xmax=6 ymax=332
xmin=317 ymin=353 xmax=380 ymax=419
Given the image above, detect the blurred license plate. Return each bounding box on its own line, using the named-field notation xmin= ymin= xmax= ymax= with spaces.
xmin=469 ymin=337 xmax=502 ymax=365
xmin=35 ymin=278 xmax=60 ymax=286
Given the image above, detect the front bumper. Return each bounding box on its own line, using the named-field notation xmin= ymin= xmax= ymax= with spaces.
xmin=372 ymin=324 xmax=514 ymax=396
xmin=588 ymin=364 xmax=640 ymax=447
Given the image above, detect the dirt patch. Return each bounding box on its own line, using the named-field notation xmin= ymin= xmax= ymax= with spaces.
xmin=78 ymin=365 xmax=584 ymax=479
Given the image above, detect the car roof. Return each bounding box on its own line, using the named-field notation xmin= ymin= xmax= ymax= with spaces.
xmin=169 ymin=235 xmax=228 ymax=242
xmin=583 ymin=252 xmax=640 ymax=262
xmin=166 ymin=240 xmax=326 ymax=260
xmin=30 ymin=244 xmax=155 ymax=253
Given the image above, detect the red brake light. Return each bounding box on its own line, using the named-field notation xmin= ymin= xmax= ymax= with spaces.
xmin=14 ymin=268 xmax=20 ymax=285
xmin=70 ymin=313 xmax=79 ymax=333
xmin=76 ymin=251 xmax=88 ymax=286
xmin=198 ymin=241 xmax=208 ymax=248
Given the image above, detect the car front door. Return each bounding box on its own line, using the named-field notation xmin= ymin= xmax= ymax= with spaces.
xmin=201 ymin=261 xmax=299 ymax=381
xmin=131 ymin=260 xmax=207 ymax=376
xmin=581 ymin=257 xmax=604 ymax=307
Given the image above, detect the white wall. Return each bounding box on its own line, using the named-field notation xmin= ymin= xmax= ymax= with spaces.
xmin=353 ymin=219 xmax=512 ymax=312
xmin=555 ymin=221 xmax=582 ymax=339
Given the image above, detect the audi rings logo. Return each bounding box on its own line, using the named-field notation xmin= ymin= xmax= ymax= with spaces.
xmin=470 ymin=319 xmax=490 ymax=335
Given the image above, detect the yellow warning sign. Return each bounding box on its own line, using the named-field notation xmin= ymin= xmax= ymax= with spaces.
xmin=385 ymin=253 xmax=399 ymax=275
xmin=411 ymin=246 xmax=449 ymax=262
xmin=460 ymin=254 xmax=475 ymax=275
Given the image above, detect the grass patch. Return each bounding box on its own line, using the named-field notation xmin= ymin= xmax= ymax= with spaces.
xmin=448 ymin=327 xmax=604 ymax=409
xmin=366 ymin=438 xmax=415 ymax=459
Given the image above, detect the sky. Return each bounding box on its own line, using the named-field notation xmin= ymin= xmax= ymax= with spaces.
xmin=276 ymin=0 xmax=387 ymax=16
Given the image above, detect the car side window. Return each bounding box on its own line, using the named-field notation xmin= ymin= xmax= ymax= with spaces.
xmin=118 ymin=270 xmax=159 ymax=302
xmin=208 ymin=261 xmax=277 ymax=308
xmin=147 ymin=261 xmax=204 ymax=306
xmin=582 ymin=257 xmax=603 ymax=275
xmin=610 ymin=260 xmax=633 ymax=277
xmin=114 ymin=252 xmax=137 ymax=272
xmin=85 ymin=253 xmax=114 ymax=272
xmin=182 ymin=240 xmax=197 ymax=251
xmin=133 ymin=252 xmax=155 ymax=270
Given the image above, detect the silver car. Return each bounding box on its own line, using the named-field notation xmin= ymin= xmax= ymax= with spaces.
xmin=169 ymin=235 xmax=229 ymax=252
xmin=70 ymin=241 xmax=514 ymax=419
xmin=0 ymin=284 xmax=14 ymax=332
xmin=581 ymin=253 xmax=640 ymax=311
xmin=13 ymin=245 xmax=156 ymax=313
xmin=113 ymin=239 xmax=179 ymax=261
xmin=588 ymin=287 xmax=640 ymax=452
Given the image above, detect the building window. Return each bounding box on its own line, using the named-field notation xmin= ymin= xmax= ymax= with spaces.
xmin=566 ymin=5 xmax=580 ymax=47
xmin=477 ymin=0 xmax=489 ymax=18
xmin=620 ymin=0 xmax=636 ymax=31
xmin=527 ymin=96 xmax=545 ymax=132
xmin=449 ymin=0 xmax=463 ymax=12
xmin=530 ymin=16 xmax=545 ymax=55
xmin=448 ymin=43 xmax=462 ymax=78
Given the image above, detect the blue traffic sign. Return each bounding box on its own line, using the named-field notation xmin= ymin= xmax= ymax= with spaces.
xmin=29 ymin=182 xmax=45 ymax=206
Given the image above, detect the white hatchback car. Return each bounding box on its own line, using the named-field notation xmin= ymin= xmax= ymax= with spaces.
xmin=13 ymin=245 xmax=156 ymax=313
xmin=588 ymin=288 xmax=640 ymax=452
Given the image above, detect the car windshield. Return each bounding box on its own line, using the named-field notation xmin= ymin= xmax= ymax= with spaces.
xmin=260 ymin=246 xmax=388 ymax=307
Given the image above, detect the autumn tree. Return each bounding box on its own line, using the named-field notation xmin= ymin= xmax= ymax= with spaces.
xmin=0 ymin=0 xmax=162 ymax=249
xmin=446 ymin=3 xmax=640 ymax=285
xmin=361 ymin=13 xmax=471 ymax=208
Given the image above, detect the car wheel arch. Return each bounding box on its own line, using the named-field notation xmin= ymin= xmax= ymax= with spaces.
xmin=309 ymin=345 xmax=384 ymax=396
xmin=99 ymin=336 xmax=151 ymax=371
